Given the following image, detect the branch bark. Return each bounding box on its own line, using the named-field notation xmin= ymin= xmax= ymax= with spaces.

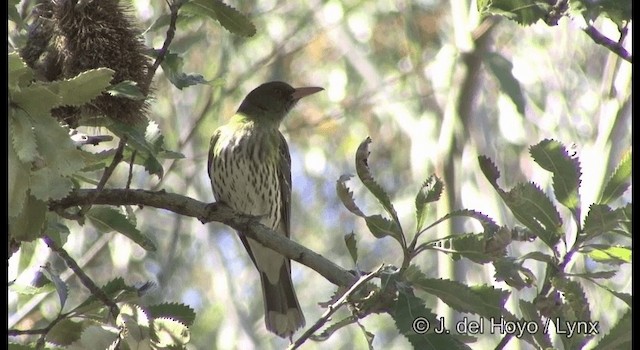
xmin=583 ymin=25 xmax=632 ymax=64
xmin=50 ymin=189 xmax=357 ymax=288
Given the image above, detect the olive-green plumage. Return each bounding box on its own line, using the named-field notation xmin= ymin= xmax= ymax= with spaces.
xmin=207 ymin=81 xmax=323 ymax=338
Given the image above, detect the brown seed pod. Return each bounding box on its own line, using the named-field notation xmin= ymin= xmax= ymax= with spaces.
xmin=22 ymin=0 xmax=153 ymax=126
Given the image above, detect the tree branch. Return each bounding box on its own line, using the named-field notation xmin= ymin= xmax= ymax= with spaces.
xmin=288 ymin=264 xmax=385 ymax=350
xmin=50 ymin=189 xmax=357 ymax=288
xmin=42 ymin=236 xmax=120 ymax=320
xmin=583 ymin=25 xmax=632 ymax=63
xmin=145 ymin=0 xmax=182 ymax=91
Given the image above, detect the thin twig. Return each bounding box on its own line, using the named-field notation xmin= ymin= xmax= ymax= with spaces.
xmin=9 ymin=234 xmax=114 ymax=328
xmin=126 ymin=149 xmax=137 ymax=189
xmin=42 ymin=236 xmax=120 ymax=320
xmin=583 ymin=24 xmax=632 ymax=63
xmin=288 ymin=264 xmax=385 ymax=350
xmin=78 ymin=138 xmax=127 ymax=216
xmin=8 ymin=328 xmax=48 ymax=336
xmin=617 ymin=22 xmax=629 ymax=45
xmin=146 ymin=0 xmax=182 ymax=90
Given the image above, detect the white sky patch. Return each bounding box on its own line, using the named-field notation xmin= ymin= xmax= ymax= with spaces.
xmin=322 ymin=1 xmax=344 ymax=25
xmin=327 ymin=69 xmax=347 ymax=102
xmin=132 ymin=0 xmax=154 ymax=21
xmin=304 ymin=147 xmax=327 ymax=176
xmin=266 ymin=17 xmax=286 ymax=42
xmin=498 ymin=94 xmax=526 ymax=144
xmin=347 ymin=11 xmax=372 ymax=43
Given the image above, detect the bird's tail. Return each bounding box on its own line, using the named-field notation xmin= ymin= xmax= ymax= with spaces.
xmin=260 ymin=263 xmax=305 ymax=339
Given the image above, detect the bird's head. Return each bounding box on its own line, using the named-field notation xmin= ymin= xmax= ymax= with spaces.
xmin=237 ymin=81 xmax=323 ymax=124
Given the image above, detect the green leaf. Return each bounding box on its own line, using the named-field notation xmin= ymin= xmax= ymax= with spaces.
xmin=8 ymin=0 xmax=22 ymax=26
xmin=336 ymin=174 xmax=365 ymax=217
xmin=86 ymin=207 xmax=157 ymax=251
xmin=108 ymin=119 xmax=167 ymax=178
xmin=517 ymin=251 xmax=555 ymax=264
xmin=344 ymin=232 xmax=359 ymax=265
xmin=592 ymin=309 xmax=631 ymax=350
xmin=152 ymin=317 xmax=191 ymax=347
xmin=8 ymin=141 xmax=31 ymax=218
xmin=147 ymin=303 xmax=196 ymax=327
xmin=552 ymin=277 xmax=591 ymax=321
xmin=485 ymin=226 xmax=513 ymax=257
xmin=569 ymin=0 xmax=632 ymax=26
xmin=47 ymin=319 xmax=84 ymax=346
xmin=393 ymin=289 xmax=471 ymax=349
xmin=123 ymin=146 xmax=164 ymax=179
xmin=529 ymin=139 xmax=582 ymax=217
xmin=11 ymin=82 xmax=61 ymax=117
xmin=479 ymin=155 xmax=563 ymax=248
xmin=580 ymin=204 xmax=627 ymax=243
xmin=51 ymin=68 xmax=115 ymax=106
xmin=477 ymin=155 xmax=501 ymax=187
xmin=580 ymin=245 xmax=631 ymax=265
xmin=29 ymin=169 xmax=75 ymax=201
xmin=45 ymin=215 xmax=71 ymax=248
xmin=518 ymin=300 xmax=553 ymax=348
xmin=159 ymin=51 xmax=219 ymax=90
xmin=8 ymin=52 xmax=34 ymax=89
xmin=355 ymin=137 xmax=401 ymax=227
xmin=41 ymin=263 xmax=69 ymax=311
xmin=71 ymin=278 xmax=141 ymax=315
xmin=599 ymin=149 xmax=631 ymax=204
xmin=415 ymin=175 xmax=443 ymax=231
xmin=492 ymin=257 xmax=536 ymax=289
xmin=157 ymin=149 xmax=186 ymax=159
xmin=407 ymin=267 xmax=508 ymax=319
xmin=9 ymin=283 xmax=55 ymax=296
xmin=10 ymin=109 xmax=39 ymax=163
xmin=365 ymin=214 xmax=402 ymax=241
xmin=430 ymin=232 xmax=494 ymax=264
xmin=485 ymin=52 xmax=526 ymax=115
xmin=426 ymin=209 xmax=500 ymax=235
xmin=477 ymin=0 xmax=550 ymax=25
xmin=32 ymin=112 xmax=86 ymax=176
xmin=106 ymin=80 xmax=147 ymax=100
xmin=9 ymin=194 xmax=47 ymax=242
xmin=596 ymin=286 xmax=631 ymax=308
xmin=68 ymin=324 xmax=119 ymax=350
xmin=117 ymin=303 xmax=151 ymax=347
xmin=169 ymin=72 xmax=209 ymax=90
xmin=184 ymin=0 xmax=256 ymax=37
xmin=611 ymin=203 xmax=631 ymax=237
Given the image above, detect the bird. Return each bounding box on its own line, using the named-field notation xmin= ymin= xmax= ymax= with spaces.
xmin=207 ymin=81 xmax=323 ymax=338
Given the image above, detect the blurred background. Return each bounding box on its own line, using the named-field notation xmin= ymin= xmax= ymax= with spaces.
xmin=9 ymin=0 xmax=631 ymax=349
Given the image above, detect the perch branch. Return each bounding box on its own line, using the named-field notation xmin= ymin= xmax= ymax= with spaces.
xmin=50 ymin=189 xmax=358 ymax=288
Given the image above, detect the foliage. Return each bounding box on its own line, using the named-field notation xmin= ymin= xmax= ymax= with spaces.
xmin=335 ymin=138 xmax=630 ymax=350
xmin=477 ymin=0 xmax=631 ymax=27
xmin=8 ymin=0 xmax=252 ymax=348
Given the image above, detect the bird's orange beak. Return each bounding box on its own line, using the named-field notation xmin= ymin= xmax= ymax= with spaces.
xmin=291 ymin=86 xmax=324 ymax=100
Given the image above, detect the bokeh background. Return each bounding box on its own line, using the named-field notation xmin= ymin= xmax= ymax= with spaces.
xmin=9 ymin=0 xmax=631 ymax=349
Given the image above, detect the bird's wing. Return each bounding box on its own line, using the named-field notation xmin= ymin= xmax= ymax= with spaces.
xmin=207 ymin=129 xmax=221 ymax=183
xmin=278 ymin=131 xmax=292 ymax=239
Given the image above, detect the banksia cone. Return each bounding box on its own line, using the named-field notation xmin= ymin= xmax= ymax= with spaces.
xmin=21 ymin=0 xmax=152 ymax=126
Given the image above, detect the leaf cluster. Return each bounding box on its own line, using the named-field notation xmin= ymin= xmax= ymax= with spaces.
xmin=10 ymin=277 xmax=195 ymax=350
xmin=333 ymin=138 xmax=630 ymax=349
xmin=8 ymin=1 xmax=257 ymax=347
